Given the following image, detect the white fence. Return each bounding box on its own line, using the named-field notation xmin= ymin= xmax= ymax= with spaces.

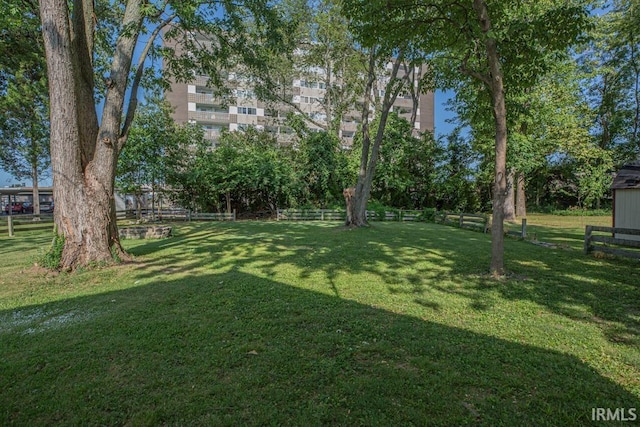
xmin=276 ymin=209 xmax=433 ymax=222
xmin=116 ymin=209 xmax=236 ymax=222
xmin=276 ymin=209 xmax=493 ymax=233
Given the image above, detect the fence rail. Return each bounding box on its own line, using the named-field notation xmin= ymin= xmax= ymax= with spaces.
xmin=115 ymin=209 xmax=236 ymax=222
xmin=277 ymin=209 xmax=346 ymax=221
xmin=0 ymin=215 xmax=55 ymax=236
xmin=276 ymin=209 xmax=492 ymax=228
xmin=276 ymin=209 xmax=430 ymax=222
xmin=1 ymin=209 xmax=238 ymax=236
xmin=584 ymin=225 xmax=640 ymax=259
xmin=1 ymin=208 xmax=498 ymax=237
xmin=438 ymin=211 xmax=490 ymax=233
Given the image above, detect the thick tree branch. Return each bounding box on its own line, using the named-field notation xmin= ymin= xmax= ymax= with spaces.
xmin=402 ymin=61 xmax=422 ymax=130
xmin=120 ymin=13 xmax=177 ymax=148
xmin=262 ymin=94 xmax=327 ymax=131
xmin=98 ymin=0 xmax=143 ymax=148
xmin=69 ymin=0 xmax=99 ymax=166
xmin=358 ymin=48 xmax=378 ymax=183
xmin=70 ymin=0 xmax=95 ymax=82
xmin=460 ymin=50 xmax=490 ymax=86
xmin=366 ymin=50 xmax=405 ymax=178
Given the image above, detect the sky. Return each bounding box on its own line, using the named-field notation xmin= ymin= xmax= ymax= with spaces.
xmin=0 ymin=90 xmax=457 ymax=188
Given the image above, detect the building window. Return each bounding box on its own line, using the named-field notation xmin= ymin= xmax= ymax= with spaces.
xmin=196 ymin=105 xmax=214 ymax=112
xmin=299 ymin=80 xmax=325 ymax=90
xmin=238 ymin=107 xmax=257 ymax=115
xmin=307 ymin=112 xmax=327 ymax=122
xmin=235 ymin=89 xmax=255 ymax=98
xmin=196 ymin=87 xmax=213 ymax=95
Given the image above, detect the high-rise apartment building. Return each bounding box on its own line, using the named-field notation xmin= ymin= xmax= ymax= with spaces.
xmin=165 ymin=47 xmax=434 ymax=146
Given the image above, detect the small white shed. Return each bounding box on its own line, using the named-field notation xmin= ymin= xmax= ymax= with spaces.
xmin=612 ymin=161 xmax=640 ymax=241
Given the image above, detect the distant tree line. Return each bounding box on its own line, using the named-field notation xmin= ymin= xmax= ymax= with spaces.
xmin=120 ymin=99 xmax=617 ymax=216
xmin=3 ymin=0 xmax=637 ymax=272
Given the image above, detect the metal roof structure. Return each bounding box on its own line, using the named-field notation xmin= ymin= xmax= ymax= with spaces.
xmin=0 ymin=187 xmax=53 ymax=196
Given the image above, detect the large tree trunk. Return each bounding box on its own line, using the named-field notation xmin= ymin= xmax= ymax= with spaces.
xmin=346 ymin=49 xmax=405 ymax=227
xmin=31 ymin=161 xmax=40 ymax=220
xmin=516 ymin=172 xmax=526 ymax=218
xmin=504 ymin=169 xmax=516 ymax=221
xmin=473 ymin=0 xmax=507 ymax=276
xmin=343 ymin=187 xmax=355 ymax=226
xmin=40 ymin=0 xmax=141 ymax=269
xmin=345 ymin=50 xmax=377 ymax=227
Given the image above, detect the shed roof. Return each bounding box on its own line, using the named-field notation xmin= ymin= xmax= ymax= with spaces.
xmin=612 ymin=161 xmax=640 ymax=190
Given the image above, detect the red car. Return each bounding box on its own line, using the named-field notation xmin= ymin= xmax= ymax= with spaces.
xmin=3 ymin=202 xmax=33 ymax=214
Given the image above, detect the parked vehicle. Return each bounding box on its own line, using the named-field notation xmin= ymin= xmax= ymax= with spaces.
xmin=40 ymin=201 xmax=54 ymax=213
xmin=3 ymin=202 xmax=33 ymax=214
xmin=22 ymin=202 xmax=34 ymax=213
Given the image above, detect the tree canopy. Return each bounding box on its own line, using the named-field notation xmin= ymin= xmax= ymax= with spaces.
xmin=2 ymin=0 xmax=637 ymax=277
xmin=0 ymin=0 xmax=49 ymax=213
xmin=37 ymin=0 xmax=294 ymax=269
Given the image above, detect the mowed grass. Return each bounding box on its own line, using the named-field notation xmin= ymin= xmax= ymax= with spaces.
xmin=505 ymin=213 xmax=612 ymax=250
xmin=0 ymin=219 xmax=639 ymax=426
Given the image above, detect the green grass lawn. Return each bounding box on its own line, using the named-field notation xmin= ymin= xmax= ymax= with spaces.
xmin=1 ymin=219 xmax=639 ymax=425
xmin=504 ymin=213 xmax=612 ymax=250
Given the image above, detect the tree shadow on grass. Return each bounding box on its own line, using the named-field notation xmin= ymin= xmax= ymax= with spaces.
xmin=0 ymin=233 xmax=52 ymax=270
xmin=1 ymin=270 xmax=638 ymax=426
xmin=124 ymin=221 xmax=640 ymax=350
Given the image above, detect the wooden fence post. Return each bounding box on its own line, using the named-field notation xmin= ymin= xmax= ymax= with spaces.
xmin=8 ymin=216 xmax=14 ymax=237
xmin=459 ymin=213 xmax=464 ymax=228
xmin=521 ymin=218 xmax=527 ymax=239
xmin=233 ymin=209 xmax=236 ymax=221
xmin=584 ymin=225 xmax=592 ymax=254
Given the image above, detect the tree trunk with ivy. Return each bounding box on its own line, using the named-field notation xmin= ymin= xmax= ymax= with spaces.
xmin=40 ymin=0 xmax=141 ymax=268
xmin=41 ymin=0 xmax=289 ymax=269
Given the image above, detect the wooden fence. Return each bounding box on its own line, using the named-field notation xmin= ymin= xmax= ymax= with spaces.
xmin=438 ymin=212 xmax=490 ymax=233
xmin=0 ymin=215 xmax=55 ymax=236
xmin=276 ymin=209 xmax=430 ymax=222
xmin=504 ymin=218 xmax=528 ymax=239
xmin=1 ymin=209 xmax=237 ymax=237
xmin=2 ymin=208 xmax=498 ymax=236
xmin=584 ymin=225 xmax=640 ymax=260
xmin=276 ymin=209 xmax=493 ymax=230
xmin=277 ymin=209 xmax=345 ymax=221
xmin=116 ymin=209 xmax=236 ymax=222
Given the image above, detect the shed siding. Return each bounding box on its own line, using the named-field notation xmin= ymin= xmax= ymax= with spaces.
xmin=615 ymin=189 xmax=640 ymax=241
